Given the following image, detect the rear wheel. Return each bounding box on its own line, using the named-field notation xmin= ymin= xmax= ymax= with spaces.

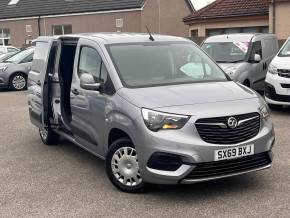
xmin=9 ymin=73 xmax=27 ymax=91
xmin=106 ymin=137 xmax=146 ymax=193
xmin=39 ymin=126 xmax=60 ymax=146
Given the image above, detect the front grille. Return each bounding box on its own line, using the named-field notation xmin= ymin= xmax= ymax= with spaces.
xmin=265 ymin=83 xmax=290 ymax=102
xmin=195 ymin=113 xmax=260 ymax=144
xmin=185 ymin=152 xmax=271 ymax=180
xmin=278 ymin=69 xmax=290 ymax=78
xmin=281 ymin=84 xmax=290 ymax=89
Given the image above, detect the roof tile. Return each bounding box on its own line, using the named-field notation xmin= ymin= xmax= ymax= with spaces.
xmin=184 ymin=0 xmax=269 ymax=22
xmin=0 ymin=0 xmax=145 ymax=19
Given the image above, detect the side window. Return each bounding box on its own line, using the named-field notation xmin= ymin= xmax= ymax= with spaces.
xmin=32 ymin=42 xmax=50 ymax=73
xmin=78 ymin=46 xmax=101 ymax=82
xmin=250 ymin=41 xmax=262 ymax=60
xmin=100 ymin=62 xmax=115 ymax=95
xmin=22 ymin=53 xmax=34 ymax=63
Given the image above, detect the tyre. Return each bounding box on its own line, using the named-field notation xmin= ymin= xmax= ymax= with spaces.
xmin=106 ymin=137 xmax=146 ymax=193
xmin=39 ymin=126 xmax=60 ymax=146
xmin=268 ymin=104 xmax=282 ymax=110
xmin=9 ymin=73 xmax=27 ymax=91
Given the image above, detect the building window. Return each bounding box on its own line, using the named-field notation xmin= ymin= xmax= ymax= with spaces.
xmin=116 ymin=18 xmax=124 ymax=28
xmin=206 ymin=26 xmax=269 ymax=37
xmin=190 ymin=29 xmax=198 ymax=38
xmin=224 ymin=28 xmax=240 ymax=34
xmin=52 ymin=25 xmax=72 ymax=35
xmin=26 ymin=25 xmax=32 ymax=33
xmin=0 ymin=28 xmax=11 ymax=46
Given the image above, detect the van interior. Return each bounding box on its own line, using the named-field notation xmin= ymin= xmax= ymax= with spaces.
xmin=48 ymin=38 xmax=78 ymax=131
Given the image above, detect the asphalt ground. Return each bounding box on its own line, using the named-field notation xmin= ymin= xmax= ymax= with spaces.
xmin=0 ymin=90 xmax=289 ymax=218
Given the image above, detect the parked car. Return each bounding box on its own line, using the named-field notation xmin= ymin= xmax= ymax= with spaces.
xmin=0 ymin=47 xmax=34 ymax=90
xmin=265 ymin=37 xmax=290 ymax=108
xmin=201 ymin=33 xmax=279 ymax=91
xmin=28 ymin=34 xmax=275 ymax=193
xmin=0 ymin=46 xmax=20 ymax=54
xmin=0 ymin=51 xmax=19 ymax=63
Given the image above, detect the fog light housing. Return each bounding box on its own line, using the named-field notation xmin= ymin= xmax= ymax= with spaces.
xmin=147 ymin=152 xmax=184 ymax=171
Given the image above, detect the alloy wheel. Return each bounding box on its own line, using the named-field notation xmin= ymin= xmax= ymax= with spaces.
xmin=12 ymin=75 xmax=26 ymax=90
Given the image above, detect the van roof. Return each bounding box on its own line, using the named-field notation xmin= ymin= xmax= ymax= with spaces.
xmin=36 ymin=33 xmax=190 ymax=44
xmin=204 ymin=33 xmax=277 ymax=43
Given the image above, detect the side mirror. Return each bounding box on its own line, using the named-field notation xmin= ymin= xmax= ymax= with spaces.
xmin=254 ymin=54 xmax=261 ymax=63
xmin=80 ymin=73 xmax=100 ymax=91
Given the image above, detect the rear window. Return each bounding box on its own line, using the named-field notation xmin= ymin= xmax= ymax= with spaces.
xmin=32 ymin=42 xmax=50 ymax=73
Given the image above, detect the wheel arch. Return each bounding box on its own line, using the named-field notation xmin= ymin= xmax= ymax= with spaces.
xmin=107 ymin=128 xmax=133 ymax=149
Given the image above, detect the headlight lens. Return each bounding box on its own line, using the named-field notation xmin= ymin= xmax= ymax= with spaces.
xmin=0 ymin=66 xmax=8 ymax=72
xmin=259 ymin=104 xmax=270 ymax=119
xmin=141 ymin=108 xmax=190 ymax=132
xmin=268 ymin=64 xmax=278 ymax=75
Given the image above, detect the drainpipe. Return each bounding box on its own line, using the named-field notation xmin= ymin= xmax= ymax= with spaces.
xmin=272 ymin=0 xmax=276 ymax=34
xmin=37 ymin=16 xmax=41 ymax=36
xmin=158 ymin=0 xmax=161 ymax=34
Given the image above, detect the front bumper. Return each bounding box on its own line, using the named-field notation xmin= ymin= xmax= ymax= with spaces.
xmin=180 ymin=151 xmax=272 ymax=184
xmin=133 ymin=111 xmax=275 ymax=185
xmin=0 ymin=76 xmax=8 ymax=88
xmin=265 ymin=73 xmax=290 ymax=105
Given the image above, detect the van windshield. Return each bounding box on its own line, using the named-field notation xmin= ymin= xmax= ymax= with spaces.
xmin=107 ymin=42 xmax=228 ymax=88
xmin=202 ymin=42 xmax=250 ymax=63
xmin=278 ymin=39 xmax=290 ymax=57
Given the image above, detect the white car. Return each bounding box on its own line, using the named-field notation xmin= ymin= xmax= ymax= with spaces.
xmin=0 ymin=46 xmax=20 ymax=54
xmin=265 ymin=37 xmax=290 ymax=108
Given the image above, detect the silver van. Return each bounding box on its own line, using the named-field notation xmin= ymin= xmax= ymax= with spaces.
xmin=27 ymin=33 xmax=275 ymax=193
xmin=202 ymin=34 xmax=279 ymax=91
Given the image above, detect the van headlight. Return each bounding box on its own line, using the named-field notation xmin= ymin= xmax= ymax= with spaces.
xmin=259 ymin=104 xmax=270 ymax=119
xmin=141 ymin=108 xmax=190 ymax=132
xmin=268 ymin=64 xmax=278 ymax=75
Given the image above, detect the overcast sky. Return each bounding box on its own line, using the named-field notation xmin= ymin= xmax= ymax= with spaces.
xmin=191 ymin=0 xmax=215 ymax=10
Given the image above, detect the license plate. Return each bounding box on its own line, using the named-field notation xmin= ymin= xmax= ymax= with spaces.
xmin=214 ymin=144 xmax=254 ymax=161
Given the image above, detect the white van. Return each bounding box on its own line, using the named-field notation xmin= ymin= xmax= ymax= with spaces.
xmin=202 ymin=34 xmax=279 ymax=91
xmin=265 ymin=37 xmax=290 ymax=108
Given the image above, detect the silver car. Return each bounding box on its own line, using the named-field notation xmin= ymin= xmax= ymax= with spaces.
xmin=27 ymin=34 xmax=275 ymax=193
xmin=0 ymin=47 xmax=34 ymax=90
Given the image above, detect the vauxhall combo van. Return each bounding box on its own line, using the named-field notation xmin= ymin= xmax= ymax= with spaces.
xmin=27 ymin=33 xmax=275 ymax=193
xmin=202 ymin=34 xmax=279 ymax=91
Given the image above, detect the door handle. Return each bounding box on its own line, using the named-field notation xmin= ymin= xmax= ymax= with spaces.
xmin=72 ymin=89 xmax=79 ymax=96
xmin=36 ymin=80 xmax=41 ymax=86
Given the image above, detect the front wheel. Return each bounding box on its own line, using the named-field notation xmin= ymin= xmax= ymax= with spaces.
xmin=105 ymin=138 xmax=146 ymax=193
xmin=9 ymin=73 xmax=27 ymax=91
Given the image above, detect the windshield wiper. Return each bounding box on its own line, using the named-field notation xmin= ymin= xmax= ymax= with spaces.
xmin=216 ymin=60 xmax=244 ymax=63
